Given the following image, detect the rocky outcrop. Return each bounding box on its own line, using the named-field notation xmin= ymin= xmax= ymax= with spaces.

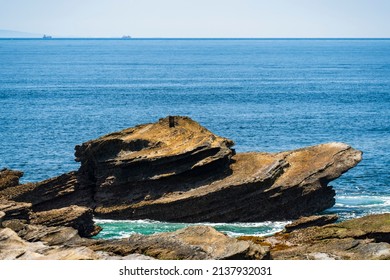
xmin=284 ymin=214 xmax=338 ymax=233
xmin=30 ymin=206 xmax=101 ymax=237
xmin=239 ymin=213 xmax=390 ymax=260
xmin=0 ymin=199 xmax=31 ymax=221
xmin=0 ymin=171 xmax=94 ymax=212
xmin=0 ymin=168 xmax=23 ymax=190
xmin=0 ymin=116 xmax=363 ymax=225
xmin=89 ymin=225 xmax=269 ymax=260
xmin=73 ymin=116 xmax=362 ymax=222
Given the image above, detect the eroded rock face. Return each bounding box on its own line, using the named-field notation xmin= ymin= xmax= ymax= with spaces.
xmin=0 ymin=199 xmax=31 ymax=221
xmin=92 ymin=141 xmax=362 ymax=222
xmin=30 ymin=206 xmax=101 ymax=237
xmin=0 ymin=171 xmax=94 ymax=212
xmin=284 ymin=214 xmax=339 ymax=233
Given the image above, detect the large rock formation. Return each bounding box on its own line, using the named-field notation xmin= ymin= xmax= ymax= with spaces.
xmin=75 ymin=116 xmax=361 ymax=222
xmin=0 ymin=116 xmax=362 ymax=223
xmin=239 ymin=213 xmax=390 ymax=260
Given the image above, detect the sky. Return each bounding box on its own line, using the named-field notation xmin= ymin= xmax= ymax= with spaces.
xmin=0 ymin=0 xmax=389 ymax=38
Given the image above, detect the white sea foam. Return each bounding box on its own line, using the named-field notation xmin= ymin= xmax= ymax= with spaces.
xmin=335 ymin=195 xmax=390 ymax=208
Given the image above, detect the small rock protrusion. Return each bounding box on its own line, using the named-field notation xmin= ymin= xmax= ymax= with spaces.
xmin=169 ymin=116 xmax=175 ymax=128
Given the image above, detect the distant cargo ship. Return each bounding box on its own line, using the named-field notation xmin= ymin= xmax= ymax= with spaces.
xmin=42 ymin=35 xmax=52 ymax=39
xmin=121 ymin=35 xmax=132 ymax=39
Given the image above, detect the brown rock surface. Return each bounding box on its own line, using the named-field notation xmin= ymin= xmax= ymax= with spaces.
xmin=284 ymin=214 xmax=338 ymax=233
xmin=0 ymin=199 xmax=31 ymax=221
xmin=0 ymin=225 xmax=153 ymax=260
xmin=0 ymin=171 xmax=94 ymax=212
xmin=0 ymin=168 xmax=23 ymax=190
xmin=30 ymin=206 xmax=101 ymax=237
xmin=93 ymin=142 xmax=362 ymax=222
xmin=241 ymin=213 xmax=390 ymax=260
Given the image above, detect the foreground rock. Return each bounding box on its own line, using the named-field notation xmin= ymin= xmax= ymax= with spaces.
xmin=1 ymin=213 xmax=389 ymax=260
xmin=89 ymin=225 xmax=269 ymax=260
xmin=0 ymin=116 xmax=362 ymax=223
xmin=239 ymin=213 xmax=390 ymax=260
xmin=284 ymin=214 xmax=339 ymax=233
xmin=0 ymin=224 xmax=153 ymax=260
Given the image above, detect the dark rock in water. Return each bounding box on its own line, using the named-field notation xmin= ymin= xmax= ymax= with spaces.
xmin=241 ymin=213 xmax=390 ymax=260
xmin=30 ymin=206 xmax=101 ymax=237
xmin=284 ymin=214 xmax=338 ymax=233
xmin=89 ymin=225 xmax=269 ymax=260
xmin=0 ymin=199 xmax=31 ymax=221
xmin=0 ymin=169 xmax=23 ymax=190
xmin=0 ymin=117 xmax=362 ymax=223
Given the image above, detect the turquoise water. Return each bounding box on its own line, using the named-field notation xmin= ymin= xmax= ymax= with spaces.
xmin=0 ymin=39 xmax=389 ymax=238
xmin=94 ymin=219 xmax=289 ymax=239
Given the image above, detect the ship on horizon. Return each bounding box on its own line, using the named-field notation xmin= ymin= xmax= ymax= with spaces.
xmin=42 ymin=34 xmax=52 ymax=39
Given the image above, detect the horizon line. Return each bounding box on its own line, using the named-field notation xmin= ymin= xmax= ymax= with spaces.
xmin=1 ymin=37 xmax=390 ymax=40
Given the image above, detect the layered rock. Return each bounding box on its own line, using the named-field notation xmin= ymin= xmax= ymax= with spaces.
xmin=0 ymin=199 xmax=31 ymax=221
xmin=30 ymin=206 xmax=101 ymax=237
xmin=284 ymin=214 xmax=339 ymax=233
xmin=0 ymin=171 xmax=93 ymax=212
xmin=239 ymin=213 xmax=390 ymax=260
xmin=92 ymin=143 xmax=362 ymax=222
xmin=0 ymin=222 xmax=154 ymax=260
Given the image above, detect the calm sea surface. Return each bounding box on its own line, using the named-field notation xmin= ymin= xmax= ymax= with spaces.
xmin=0 ymin=39 xmax=389 ymax=238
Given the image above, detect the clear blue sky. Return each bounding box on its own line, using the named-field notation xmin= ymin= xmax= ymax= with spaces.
xmin=0 ymin=0 xmax=389 ymax=38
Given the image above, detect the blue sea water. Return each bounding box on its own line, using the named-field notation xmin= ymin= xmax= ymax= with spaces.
xmin=0 ymin=39 xmax=389 ymax=238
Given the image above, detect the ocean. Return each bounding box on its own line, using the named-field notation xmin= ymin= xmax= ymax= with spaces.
xmin=0 ymin=38 xmax=389 ymax=238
